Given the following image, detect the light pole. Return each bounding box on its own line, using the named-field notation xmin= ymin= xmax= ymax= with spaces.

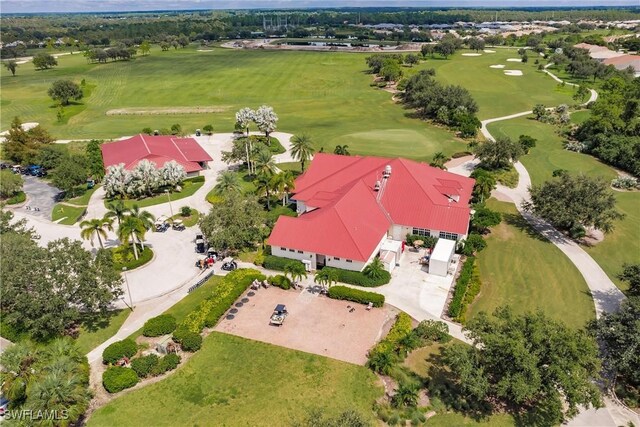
xmin=165 ymin=189 xmax=174 ymax=218
xmin=122 ymin=267 xmax=134 ymax=311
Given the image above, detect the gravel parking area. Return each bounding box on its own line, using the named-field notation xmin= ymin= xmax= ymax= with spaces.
xmin=215 ymin=286 xmax=396 ymax=365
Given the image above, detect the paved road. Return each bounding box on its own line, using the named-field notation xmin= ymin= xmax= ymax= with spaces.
xmin=20 ymin=175 xmax=62 ymax=219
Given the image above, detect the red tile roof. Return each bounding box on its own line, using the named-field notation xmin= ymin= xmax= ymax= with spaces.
xmin=100 ymin=134 xmax=213 ymax=173
xmin=268 ymin=153 xmax=475 ymax=261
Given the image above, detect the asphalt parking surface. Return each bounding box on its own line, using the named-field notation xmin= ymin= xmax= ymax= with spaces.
xmin=21 ymin=175 xmax=62 ymax=219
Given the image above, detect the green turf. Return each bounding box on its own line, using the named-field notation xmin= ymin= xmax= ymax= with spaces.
xmin=170 ymin=209 xmax=200 ymax=227
xmin=570 ymin=110 xmax=591 ymax=125
xmin=75 ymin=309 xmax=130 ymax=354
xmin=583 ymin=192 xmax=640 ymax=292
xmin=487 ymin=116 xmax=617 ymax=186
xmin=427 ymin=413 xmax=515 ymax=427
xmin=88 ymin=332 xmax=381 ymax=427
xmin=469 ymin=200 xmax=595 ymax=329
xmin=107 ymin=179 xmax=204 ymax=209
xmin=51 ymin=203 xmax=86 ymax=224
xmin=1 ymin=46 xmax=571 ymax=161
xmin=65 ymin=185 xmax=99 ymax=206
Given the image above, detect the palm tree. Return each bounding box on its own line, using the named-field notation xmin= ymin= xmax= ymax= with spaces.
xmin=27 ymin=369 xmax=90 ymax=424
xmin=333 ymin=145 xmax=350 ymax=156
xmin=128 ymin=204 xmax=155 ymax=250
xmin=366 ymin=349 xmax=396 ymax=375
xmin=0 ymin=342 xmax=39 ymax=403
xmin=429 ymin=152 xmax=448 ymax=170
xmin=290 ymin=134 xmax=316 ymax=172
xmin=253 ymin=149 xmax=276 ymax=177
xmin=270 ymin=171 xmax=296 ymax=206
xmin=254 ymin=172 xmax=275 ymax=210
xmin=392 ymin=382 xmax=420 ymax=408
xmin=363 ymin=257 xmax=386 ymax=280
xmin=79 ymin=216 xmax=114 ymax=249
xmin=105 ymin=200 xmax=129 ymax=226
xmin=118 ymin=216 xmax=146 ymax=260
xmin=474 ymin=174 xmax=496 ymax=203
xmin=214 ymin=171 xmax=242 ymax=195
xmin=284 ymin=261 xmax=307 ymax=284
xmin=314 ymin=268 xmax=338 ymax=292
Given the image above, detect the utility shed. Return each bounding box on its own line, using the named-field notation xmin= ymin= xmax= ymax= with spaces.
xmin=429 ymin=239 xmax=456 ymax=277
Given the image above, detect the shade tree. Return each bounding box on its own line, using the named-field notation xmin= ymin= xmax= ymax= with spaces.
xmin=48 ymin=80 xmax=83 ymax=106
xmin=33 ymin=53 xmax=58 ymax=70
xmin=474 ymin=136 xmax=524 ymax=170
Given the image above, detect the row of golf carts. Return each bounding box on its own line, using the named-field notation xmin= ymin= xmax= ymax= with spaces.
xmin=195 ymin=234 xmax=238 ymax=271
xmin=154 ymin=216 xmax=185 ymax=232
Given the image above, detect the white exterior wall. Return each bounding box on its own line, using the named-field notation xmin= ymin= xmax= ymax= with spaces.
xmin=324 ymin=257 xmax=366 ymax=272
xmin=271 ymin=246 xmax=316 ymax=265
xmin=392 ymin=224 xmax=468 ymax=241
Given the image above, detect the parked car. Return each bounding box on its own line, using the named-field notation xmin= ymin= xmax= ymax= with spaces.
xmin=0 ymin=396 xmax=9 ymax=417
xmin=221 ymin=258 xmax=237 ymax=271
xmin=172 ymin=219 xmax=185 ymax=231
xmin=270 ymin=304 xmax=288 ymax=326
xmin=195 ymin=234 xmax=205 ymax=253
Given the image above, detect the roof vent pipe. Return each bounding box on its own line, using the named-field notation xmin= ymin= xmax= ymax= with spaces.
xmin=374 ymin=181 xmax=381 ymax=191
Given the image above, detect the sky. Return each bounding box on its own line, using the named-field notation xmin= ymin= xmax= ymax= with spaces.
xmin=1 ymin=0 xmax=639 ymax=14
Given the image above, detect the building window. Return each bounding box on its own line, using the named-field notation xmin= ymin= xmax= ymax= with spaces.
xmin=280 ymin=247 xmax=287 ymax=251
xmin=439 ymin=231 xmax=458 ymax=241
xmin=334 ymin=257 xmax=341 ymax=261
xmin=412 ymin=227 xmax=431 ymax=237
xmin=297 ymin=250 xmax=303 ymax=254
xmin=289 ymin=249 xmax=295 ymax=252
xmin=346 ymin=260 xmax=353 ymax=263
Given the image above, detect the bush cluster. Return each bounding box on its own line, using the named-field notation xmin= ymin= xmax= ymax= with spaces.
xmin=413 ymin=320 xmax=452 ymax=343
xmin=451 ymin=151 xmax=473 ymax=158
xmin=188 ymin=175 xmax=205 ymax=183
xmin=130 ymin=354 xmax=159 ymax=378
xmin=268 ymin=274 xmax=292 ymax=290
xmin=181 ymin=269 xmax=266 ymax=333
xmin=405 ymin=234 xmax=438 ymax=248
xmin=448 ymin=257 xmax=482 ymax=322
xmin=322 ymin=267 xmax=390 ymax=287
xmin=172 ymin=327 xmax=203 ymax=352
xmin=327 ymin=286 xmax=385 ymax=307
xmin=142 ymin=314 xmax=177 ymax=337
xmin=263 ymin=255 xmax=304 ymax=271
xmin=102 ymin=339 xmax=137 ymax=364
xmin=103 ymin=366 xmax=139 ymax=393
xmin=150 ymin=353 xmax=181 ymax=376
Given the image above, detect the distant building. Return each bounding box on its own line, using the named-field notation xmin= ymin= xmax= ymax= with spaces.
xmin=100 ymin=134 xmax=212 ymax=176
xmin=268 ymin=154 xmax=474 ymax=272
xmin=603 ymin=55 xmax=640 ymax=77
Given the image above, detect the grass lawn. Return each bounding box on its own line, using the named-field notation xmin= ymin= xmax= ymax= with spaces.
xmin=584 ymin=192 xmax=640 ymax=292
xmin=1 ymin=47 xmax=570 ymax=161
xmin=106 ymin=179 xmax=204 ymax=209
xmin=112 ymin=246 xmax=154 ymax=271
xmin=469 ymin=199 xmax=595 ymax=329
xmin=570 ymin=110 xmax=591 ymax=125
xmin=428 ymin=413 xmax=515 ymax=427
xmin=75 ymin=310 xmax=130 ymax=354
xmin=276 ymin=161 xmax=302 ymax=173
xmin=51 ymin=203 xmax=86 ymax=225
xmin=171 ymin=209 xmax=199 ymax=227
xmin=487 ymin=116 xmax=616 ymax=186
xmin=88 ymin=332 xmax=381 ymax=426
xmin=65 ymin=185 xmax=99 ymax=206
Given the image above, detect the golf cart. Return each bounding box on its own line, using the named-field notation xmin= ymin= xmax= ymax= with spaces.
xmin=207 ymin=247 xmax=219 ymax=260
xmin=220 ymin=257 xmax=237 ymax=271
xmin=155 ymin=216 xmax=170 ymax=232
xmin=195 ymin=129 xmax=201 ymax=136
xmin=195 ymin=234 xmax=205 ymax=253
xmin=172 ymin=219 xmax=185 ymax=231
xmin=270 ymin=304 xmax=288 ymax=326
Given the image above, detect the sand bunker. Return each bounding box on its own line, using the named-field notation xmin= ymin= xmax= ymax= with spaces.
xmin=490 ymin=64 xmax=505 ymax=69
xmin=197 ymin=49 xmax=213 ymax=52
xmin=106 ymin=106 xmax=230 ymax=116
xmin=462 ymin=53 xmax=482 ymax=56
xmin=504 ymin=70 xmax=524 ymax=76
xmin=507 ymin=58 xmax=523 ymax=62
xmin=484 ymin=49 xmax=496 ymax=53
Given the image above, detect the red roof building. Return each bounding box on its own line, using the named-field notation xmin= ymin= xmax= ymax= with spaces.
xmin=268 ymin=154 xmax=475 ymax=272
xmin=100 ymin=134 xmax=213 ymax=174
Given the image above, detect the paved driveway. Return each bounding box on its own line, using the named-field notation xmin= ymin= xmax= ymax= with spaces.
xmin=215 ymin=286 xmax=395 ymax=365
xmin=21 ymin=175 xmax=62 ymax=219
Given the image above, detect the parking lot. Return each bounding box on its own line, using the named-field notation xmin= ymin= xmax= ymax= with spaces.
xmin=215 ymin=286 xmax=396 ymax=365
xmin=20 ymin=175 xmax=62 ymax=219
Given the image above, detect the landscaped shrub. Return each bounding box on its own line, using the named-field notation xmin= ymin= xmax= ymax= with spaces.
xmin=102 ymin=366 xmax=139 ymax=393
xmin=322 ymin=267 xmax=390 ymax=287
xmin=405 ymin=234 xmax=438 ymax=248
xmin=130 ymin=354 xmax=159 ymax=378
xmin=268 ymin=274 xmax=292 ymax=290
xmin=142 ymin=314 xmax=177 ymax=337
xmin=370 ymin=312 xmax=413 ymax=357
xmin=611 ymin=176 xmax=638 ymax=190
xmin=451 ymin=151 xmax=473 ymax=158
xmin=111 ymin=246 xmax=154 ymax=271
xmin=448 ymin=256 xmax=482 ymax=322
xmin=102 ymin=339 xmax=137 ymax=364
xmin=328 ymin=286 xmax=385 ymax=307
xmin=150 ymin=353 xmax=181 ymax=376
xmin=462 ymin=233 xmax=486 ymax=256
xmin=263 ymin=255 xmax=303 ymax=271
xmin=180 ymin=269 xmax=266 ymax=332
xmin=412 ymin=320 xmax=451 ymax=343
xmin=172 ymin=328 xmax=202 ymax=352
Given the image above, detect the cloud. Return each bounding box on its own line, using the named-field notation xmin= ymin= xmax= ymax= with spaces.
xmin=2 ymin=0 xmax=638 ymax=13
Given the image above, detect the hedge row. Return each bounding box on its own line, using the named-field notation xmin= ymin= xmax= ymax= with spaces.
xmin=263 ymin=255 xmax=303 ymax=271
xmin=447 ymin=256 xmax=481 ymax=322
xmin=327 ymin=286 xmax=385 ymax=307
xmin=142 ymin=314 xmax=177 ymax=337
xmin=103 ymin=366 xmax=139 ymax=393
xmin=268 ymin=274 xmax=292 ymax=290
xmin=322 ymin=267 xmax=390 ymax=287
xmin=180 ymin=268 xmax=266 ymax=333
xmin=102 ymin=339 xmax=137 ymax=365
